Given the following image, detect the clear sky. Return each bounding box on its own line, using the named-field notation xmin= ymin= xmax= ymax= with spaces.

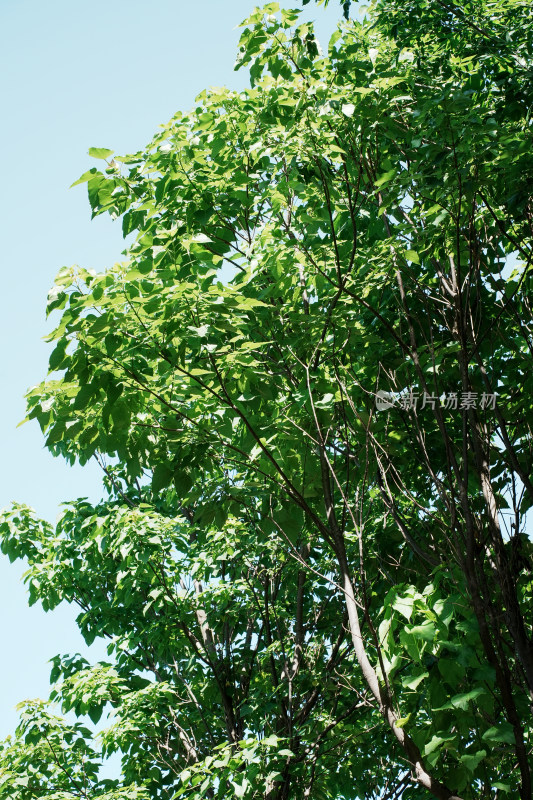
xmin=0 ymin=0 xmax=343 ymax=745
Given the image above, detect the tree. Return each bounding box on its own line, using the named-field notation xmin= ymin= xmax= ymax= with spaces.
xmin=1 ymin=0 xmax=533 ymax=798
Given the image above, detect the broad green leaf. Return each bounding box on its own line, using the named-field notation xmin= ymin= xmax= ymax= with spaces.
xmin=88 ymin=147 xmax=114 ymax=160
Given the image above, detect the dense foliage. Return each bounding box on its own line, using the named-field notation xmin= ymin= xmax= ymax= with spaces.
xmin=1 ymin=0 xmax=533 ymax=797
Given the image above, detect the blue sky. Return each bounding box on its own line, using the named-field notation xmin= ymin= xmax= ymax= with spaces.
xmin=0 ymin=0 xmax=343 ymax=744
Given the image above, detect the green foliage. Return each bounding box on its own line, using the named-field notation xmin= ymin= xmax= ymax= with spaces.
xmin=2 ymin=0 xmax=533 ymax=798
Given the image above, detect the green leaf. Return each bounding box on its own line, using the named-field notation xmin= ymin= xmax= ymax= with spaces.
xmin=392 ymin=593 xmax=414 ymax=620
xmin=424 ymin=733 xmax=456 ymax=755
xmin=394 ymin=715 xmax=411 ymax=728
xmin=482 ymin=724 xmax=515 ymax=745
xmin=460 ymin=750 xmax=486 ymax=773
xmin=152 ymin=464 xmax=173 ymax=493
xmin=404 ymin=249 xmax=420 ymax=264
xmin=70 ymin=167 xmax=99 ymax=188
xmin=407 ymin=621 xmax=436 ymax=641
xmin=375 ymin=169 xmax=396 ymax=187
xmin=111 ymin=402 xmax=130 ymax=430
xmin=438 ymin=658 xmax=465 ymax=687
xmin=402 ymin=670 xmax=428 ymax=690
xmin=88 ymin=147 xmax=114 ymax=160
xmin=436 ymin=687 xmax=486 ymax=711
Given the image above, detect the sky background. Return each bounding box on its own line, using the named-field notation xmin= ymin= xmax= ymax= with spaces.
xmin=0 ymin=0 xmax=344 ymax=748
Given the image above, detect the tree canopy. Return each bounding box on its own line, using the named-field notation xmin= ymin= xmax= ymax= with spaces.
xmin=1 ymin=0 xmax=533 ymax=798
